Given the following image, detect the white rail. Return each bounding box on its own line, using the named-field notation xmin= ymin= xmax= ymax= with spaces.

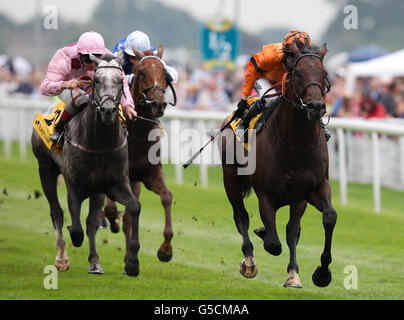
xmin=2 ymin=97 xmax=404 ymax=212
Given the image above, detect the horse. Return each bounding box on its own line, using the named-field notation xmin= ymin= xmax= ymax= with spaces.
xmin=31 ymin=54 xmax=141 ymax=276
xmin=103 ymin=45 xmax=175 ymax=264
xmin=219 ymin=40 xmax=336 ymax=288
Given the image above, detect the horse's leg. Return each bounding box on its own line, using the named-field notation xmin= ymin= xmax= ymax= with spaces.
xmin=223 ymin=165 xmax=257 ymax=278
xmin=123 ymin=181 xmax=141 ymax=263
xmin=104 ymin=196 xmax=121 ymax=233
xmin=308 ymin=180 xmax=337 ymax=287
xmin=284 ymin=201 xmax=307 ymax=288
xmin=37 ymin=159 xmax=69 ymax=271
xmin=143 ymin=169 xmax=173 ymax=262
xmin=87 ymin=194 xmax=105 ymax=274
xmin=257 ymin=195 xmax=282 ymax=256
xmin=108 ymin=181 xmax=141 ymax=277
xmin=66 ymin=189 xmax=85 ymax=247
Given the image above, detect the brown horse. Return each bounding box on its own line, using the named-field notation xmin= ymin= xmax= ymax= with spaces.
xmin=103 ymin=45 xmax=175 ymax=264
xmin=219 ymin=40 xmax=336 ymax=288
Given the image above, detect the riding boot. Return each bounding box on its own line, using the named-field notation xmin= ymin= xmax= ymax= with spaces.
xmin=236 ymin=100 xmax=264 ymax=142
xmin=50 ymin=118 xmax=67 ymax=144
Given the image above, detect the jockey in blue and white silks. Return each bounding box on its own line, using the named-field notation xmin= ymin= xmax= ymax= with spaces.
xmin=112 ymin=30 xmax=178 ymax=86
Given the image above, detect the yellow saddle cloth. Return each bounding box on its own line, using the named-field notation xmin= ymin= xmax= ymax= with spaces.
xmin=32 ymin=101 xmax=126 ymax=154
xmin=227 ymin=97 xmax=263 ymax=150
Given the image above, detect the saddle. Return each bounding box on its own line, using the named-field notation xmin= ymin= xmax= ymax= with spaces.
xmin=33 ymin=101 xmax=127 ymax=154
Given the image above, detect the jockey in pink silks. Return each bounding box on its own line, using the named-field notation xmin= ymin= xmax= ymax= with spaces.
xmin=40 ymin=31 xmax=137 ymax=143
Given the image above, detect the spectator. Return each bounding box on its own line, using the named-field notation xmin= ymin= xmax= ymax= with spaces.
xmin=359 ymin=95 xmax=388 ymax=119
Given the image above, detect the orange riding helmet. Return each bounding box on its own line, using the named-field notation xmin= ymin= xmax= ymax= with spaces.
xmin=282 ymin=30 xmax=312 ymax=53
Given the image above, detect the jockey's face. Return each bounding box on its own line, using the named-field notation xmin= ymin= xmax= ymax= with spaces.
xmin=80 ymin=54 xmax=102 ymax=71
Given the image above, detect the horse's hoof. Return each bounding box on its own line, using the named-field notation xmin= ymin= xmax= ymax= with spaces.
xmin=55 ymin=258 xmax=70 ymax=272
xmin=283 ymin=270 xmax=302 ymax=288
xmin=312 ymin=266 xmax=332 ymax=287
xmin=157 ymin=248 xmax=173 ymax=262
xmin=109 ymin=218 xmax=120 ymax=234
xmin=239 ymin=256 xmax=258 ymax=278
xmin=88 ymin=262 xmax=104 ymax=275
xmin=67 ymin=226 xmax=84 ymax=247
xmin=263 ymin=242 xmax=282 ymax=256
xmin=124 ymin=258 xmax=139 ymax=277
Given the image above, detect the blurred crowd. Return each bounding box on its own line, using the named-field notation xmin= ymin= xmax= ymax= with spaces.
xmin=3 ymin=53 xmax=404 ymax=119
xmin=326 ymin=75 xmax=404 ymax=119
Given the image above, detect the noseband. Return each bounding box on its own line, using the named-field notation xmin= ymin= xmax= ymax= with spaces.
xmin=284 ymin=53 xmax=331 ymax=110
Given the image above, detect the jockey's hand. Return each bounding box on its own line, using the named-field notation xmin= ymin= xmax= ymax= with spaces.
xmin=62 ymin=79 xmax=80 ymax=90
xmin=234 ymin=99 xmax=248 ymax=118
xmin=124 ymin=106 xmax=137 ymax=121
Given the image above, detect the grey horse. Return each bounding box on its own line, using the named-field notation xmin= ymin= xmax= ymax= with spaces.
xmin=31 ymin=54 xmax=141 ymax=276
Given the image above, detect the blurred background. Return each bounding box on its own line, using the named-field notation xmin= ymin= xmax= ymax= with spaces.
xmin=2 ymin=0 xmax=404 ymax=210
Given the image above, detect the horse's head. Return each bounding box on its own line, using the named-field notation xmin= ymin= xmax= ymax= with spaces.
xmin=89 ymin=54 xmax=124 ymax=126
xmin=131 ymin=45 xmax=170 ymax=118
xmin=284 ymin=41 xmax=330 ymax=122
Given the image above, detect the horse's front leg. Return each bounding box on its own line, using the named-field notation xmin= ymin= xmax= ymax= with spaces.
xmin=284 ymin=201 xmax=307 ymax=288
xmin=108 ymin=180 xmax=141 ymax=277
xmin=144 ymin=169 xmax=174 ymax=262
xmin=66 ymin=189 xmax=85 ymax=247
xmin=87 ymin=194 xmax=105 ymax=274
xmin=308 ymin=180 xmax=337 ymax=287
xmin=256 ymin=194 xmax=282 ymax=256
xmin=123 ymin=181 xmax=141 ymax=263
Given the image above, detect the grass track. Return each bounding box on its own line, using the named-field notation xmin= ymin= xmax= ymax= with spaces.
xmin=0 ymin=142 xmax=404 ymax=300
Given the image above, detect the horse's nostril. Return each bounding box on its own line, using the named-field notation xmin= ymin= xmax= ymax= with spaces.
xmin=99 ymin=107 xmax=105 ymax=113
xmin=112 ymin=108 xmax=117 ymax=113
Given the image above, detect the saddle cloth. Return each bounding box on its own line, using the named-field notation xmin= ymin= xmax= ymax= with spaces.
xmin=32 ymin=101 xmax=126 ymax=154
xmin=227 ymin=96 xmax=263 ymax=151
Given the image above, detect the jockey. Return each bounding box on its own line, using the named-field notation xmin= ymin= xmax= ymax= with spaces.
xmin=112 ymin=30 xmax=178 ymax=87
xmin=235 ymin=30 xmax=330 ymax=141
xmin=40 ymin=31 xmax=137 ymax=143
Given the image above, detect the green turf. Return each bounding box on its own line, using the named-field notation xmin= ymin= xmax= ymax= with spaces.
xmin=0 ymin=141 xmax=403 ymax=300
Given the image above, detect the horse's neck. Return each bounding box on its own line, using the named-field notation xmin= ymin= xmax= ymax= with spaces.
xmin=76 ymin=105 xmax=123 ymax=149
xmin=274 ymin=100 xmax=320 ymax=149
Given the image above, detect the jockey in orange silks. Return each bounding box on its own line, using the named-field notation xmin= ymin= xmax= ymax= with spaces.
xmin=234 ymin=31 xmax=326 ymax=140
xmin=40 ymin=31 xmax=137 ymax=143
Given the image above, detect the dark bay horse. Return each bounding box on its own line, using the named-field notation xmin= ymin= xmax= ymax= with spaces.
xmin=31 ymin=54 xmax=141 ymax=276
xmin=103 ymin=45 xmax=175 ymax=264
xmin=220 ymin=40 xmax=336 ymax=288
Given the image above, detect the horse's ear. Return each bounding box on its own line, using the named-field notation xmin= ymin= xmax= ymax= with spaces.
xmin=89 ymin=53 xmax=101 ymax=66
xmin=319 ymin=43 xmax=328 ymax=60
xmin=115 ymin=49 xmax=124 ymax=65
xmin=156 ymin=45 xmax=164 ymax=59
xmin=132 ymin=47 xmax=145 ymax=59
xmin=289 ymin=41 xmax=301 ymax=59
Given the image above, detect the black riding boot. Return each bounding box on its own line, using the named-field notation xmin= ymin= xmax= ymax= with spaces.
xmin=50 ymin=118 xmax=66 ymax=143
xmin=236 ymin=100 xmax=264 ymax=141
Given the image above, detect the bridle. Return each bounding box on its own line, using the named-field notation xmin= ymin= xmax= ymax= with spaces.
xmin=136 ymin=55 xmax=177 ymax=107
xmin=283 ymin=53 xmax=331 ymax=110
xmin=91 ymin=65 xmax=126 ymax=112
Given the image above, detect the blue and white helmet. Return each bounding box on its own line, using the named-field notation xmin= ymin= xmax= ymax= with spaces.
xmin=124 ymin=31 xmax=151 ymax=56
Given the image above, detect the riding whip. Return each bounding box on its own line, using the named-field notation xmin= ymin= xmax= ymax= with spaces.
xmin=183 ymin=113 xmax=237 ymax=169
